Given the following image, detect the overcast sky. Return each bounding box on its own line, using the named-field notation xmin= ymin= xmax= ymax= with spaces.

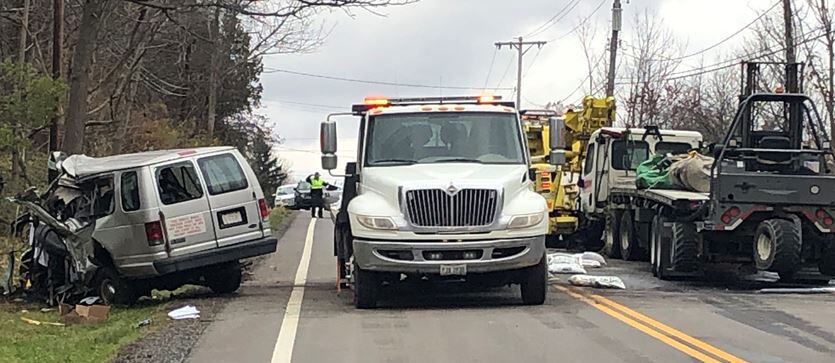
xmin=259 ymin=0 xmax=774 ymax=182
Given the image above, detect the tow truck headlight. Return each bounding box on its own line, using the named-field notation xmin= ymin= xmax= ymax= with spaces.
xmin=508 ymin=213 xmax=545 ymax=229
xmin=356 ymin=215 xmax=397 ymax=230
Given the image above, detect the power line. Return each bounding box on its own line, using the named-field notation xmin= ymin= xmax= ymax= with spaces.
xmin=264 ymin=67 xmax=514 ymax=91
xmin=547 ymin=0 xmax=608 ymax=42
xmin=525 ymin=0 xmax=581 ymax=38
xmin=483 ymin=47 xmax=498 ymax=90
xmin=496 ymin=52 xmax=516 ymax=90
xmin=521 ymin=46 xmax=543 ymax=80
xmin=615 ymin=27 xmax=828 ymax=86
xmin=632 ymin=1 xmax=781 ymax=63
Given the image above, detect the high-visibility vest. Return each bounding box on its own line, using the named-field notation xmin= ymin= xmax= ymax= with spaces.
xmin=310 ymin=178 xmax=325 ymax=189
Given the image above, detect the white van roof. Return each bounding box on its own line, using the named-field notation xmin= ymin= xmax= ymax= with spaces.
xmin=62 ymin=147 xmax=236 ymax=179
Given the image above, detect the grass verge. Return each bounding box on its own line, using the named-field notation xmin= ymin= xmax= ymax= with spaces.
xmin=0 ymin=302 xmax=169 ymax=363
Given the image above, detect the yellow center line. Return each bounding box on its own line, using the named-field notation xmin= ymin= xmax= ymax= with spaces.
xmin=584 ymin=291 xmax=748 ymax=363
xmin=553 ymin=285 xmax=733 ymax=363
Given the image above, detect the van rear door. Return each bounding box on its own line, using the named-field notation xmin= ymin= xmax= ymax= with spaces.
xmin=196 ymin=152 xmax=263 ymax=247
xmin=154 ymin=161 xmax=218 ymax=256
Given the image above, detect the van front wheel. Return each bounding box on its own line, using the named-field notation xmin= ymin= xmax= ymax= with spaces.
xmin=206 ymin=262 xmax=243 ymax=294
xmin=95 ymin=267 xmax=138 ymax=306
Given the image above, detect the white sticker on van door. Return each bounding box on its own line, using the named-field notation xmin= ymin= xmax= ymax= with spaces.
xmin=166 ymin=214 xmax=207 ymax=240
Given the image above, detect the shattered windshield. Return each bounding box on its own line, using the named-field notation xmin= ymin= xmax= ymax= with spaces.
xmin=365 ymin=112 xmax=525 ymax=166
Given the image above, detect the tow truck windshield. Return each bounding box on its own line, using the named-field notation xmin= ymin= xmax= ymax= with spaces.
xmin=365 ymin=112 xmax=525 ymax=166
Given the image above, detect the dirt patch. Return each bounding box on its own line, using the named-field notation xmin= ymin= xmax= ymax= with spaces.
xmin=111 ymin=211 xmax=297 ymax=363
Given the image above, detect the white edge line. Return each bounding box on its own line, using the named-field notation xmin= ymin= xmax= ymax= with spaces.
xmin=271 ymin=218 xmax=317 ymax=363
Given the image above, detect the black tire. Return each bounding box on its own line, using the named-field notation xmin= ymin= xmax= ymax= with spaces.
xmin=353 ymin=263 xmax=378 ymax=309
xmin=670 ymin=222 xmax=700 ymax=273
xmin=520 ymin=255 xmax=547 ymax=305
xmin=205 ymin=262 xmax=243 ymax=294
xmin=545 ymin=234 xmax=561 ymax=249
xmin=582 ymin=220 xmax=606 ymax=252
xmin=819 ymin=240 xmax=835 ymax=276
xmin=604 ymin=210 xmax=623 ymax=259
xmin=754 ymin=219 xmax=802 ymax=279
xmin=650 ymin=214 xmax=667 ymax=278
xmin=619 ymin=211 xmax=641 ymax=261
xmin=94 ymin=266 xmax=138 ymax=306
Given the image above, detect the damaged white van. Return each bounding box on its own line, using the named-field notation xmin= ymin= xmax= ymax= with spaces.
xmin=15 ymin=147 xmax=277 ymax=305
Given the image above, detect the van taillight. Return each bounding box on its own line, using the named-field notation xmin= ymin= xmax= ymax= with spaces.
xmin=258 ymin=199 xmax=270 ymax=221
xmin=145 ymin=221 xmax=164 ymax=246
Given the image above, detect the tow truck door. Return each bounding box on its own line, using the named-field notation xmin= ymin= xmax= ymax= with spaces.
xmin=580 ymin=141 xmax=599 ymax=214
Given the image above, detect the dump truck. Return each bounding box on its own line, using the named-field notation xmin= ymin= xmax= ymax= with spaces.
xmin=320 ymin=95 xmax=549 ymax=308
xmin=546 ymin=62 xmax=835 ymax=280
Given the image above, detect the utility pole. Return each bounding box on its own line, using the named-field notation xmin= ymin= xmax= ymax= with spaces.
xmin=605 ymin=0 xmax=623 ymax=97
xmin=48 ymin=0 xmax=64 ymax=181
xmin=495 ymin=37 xmax=546 ymax=108
xmin=782 ymin=0 xmax=796 ymax=64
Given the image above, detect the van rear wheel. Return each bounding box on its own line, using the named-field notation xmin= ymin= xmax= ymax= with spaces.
xmin=206 ymin=262 xmax=243 ymax=294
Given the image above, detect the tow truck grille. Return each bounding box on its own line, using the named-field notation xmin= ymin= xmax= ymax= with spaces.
xmin=405 ymin=189 xmax=499 ymax=227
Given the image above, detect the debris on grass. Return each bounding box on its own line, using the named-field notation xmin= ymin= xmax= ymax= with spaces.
xmin=569 ymin=275 xmax=627 ymax=290
xmin=20 ymin=316 xmax=65 ymax=327
xmin=135 ymin=318 xmax=152 ymax=329
xmin=168 ymin=305 xmax=200 ymax=320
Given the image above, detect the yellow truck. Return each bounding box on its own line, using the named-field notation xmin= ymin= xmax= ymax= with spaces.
xmin=522 ymin=96 xmax=616 ymax=250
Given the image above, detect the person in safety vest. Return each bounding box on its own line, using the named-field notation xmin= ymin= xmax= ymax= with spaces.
xmin=306 ymin=172 xmax=332 ymax=218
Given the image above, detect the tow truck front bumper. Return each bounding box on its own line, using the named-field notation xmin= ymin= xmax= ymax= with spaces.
xmin=353 ymin=235 xmax=545 ymax=274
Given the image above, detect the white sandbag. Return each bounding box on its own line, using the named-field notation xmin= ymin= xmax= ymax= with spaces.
xmin=581 ymin=260 xmax=602 ymax=268
xmin=568 ymin=275 xmax=626 ymax=289
xmin=547 ymin=253 xmax=586 ymax=274
xmin=577 ymin=252 xmax=607 ymax=267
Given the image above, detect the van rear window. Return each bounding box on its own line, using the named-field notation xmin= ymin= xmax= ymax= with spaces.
xmin=198 ymin=154 xmax=249 ymax=195
xmin=121 ymin=171 xmax=140 ymax=212
xmin=157 ymin=163 xmax=204 ymax=205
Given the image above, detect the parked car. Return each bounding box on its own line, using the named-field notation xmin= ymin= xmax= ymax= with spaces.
xmin=15 ymin=147 xmax=278 ymax=306
xmin=274 ymin=184 xmax=296 ymax=208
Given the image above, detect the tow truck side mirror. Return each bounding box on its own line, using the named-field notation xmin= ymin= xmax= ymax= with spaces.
xmin=321 ymin=121 xmax=338 ymax=170
xmin=548 ymin=117 xmax=567 ymax=166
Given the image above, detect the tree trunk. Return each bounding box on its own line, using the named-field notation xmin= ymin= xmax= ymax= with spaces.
xmin=63 ymin=0 xmax=103 ymax=155
xmin=207 ymin=7 xmax=220 ymax=138
xmin=783 ymin=0 xmax=796 ymax=64
xmin=18 ymin=0 xmax=30 ymax=64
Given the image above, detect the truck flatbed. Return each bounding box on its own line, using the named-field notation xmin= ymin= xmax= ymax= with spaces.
xmin=611 ymin=187 xmax=709 ymax=208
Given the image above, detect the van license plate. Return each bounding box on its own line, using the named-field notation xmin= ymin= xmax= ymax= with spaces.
xmin=221 ymin=211 xmax=243 ymax=225
xmin=440 ymin=265 xmax=466 ymax=276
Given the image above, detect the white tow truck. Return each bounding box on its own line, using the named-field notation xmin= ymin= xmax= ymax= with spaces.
xmin=320 ymin=95 xmax=549 ymax=308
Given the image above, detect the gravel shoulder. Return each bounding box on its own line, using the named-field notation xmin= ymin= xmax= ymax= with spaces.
xmin=112 ymin=211 xmax=298 ymax=363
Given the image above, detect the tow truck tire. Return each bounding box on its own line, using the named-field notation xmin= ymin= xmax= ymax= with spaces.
xmin=817 ymin=238 xmax=835 ymax=276
xmin=650 ymin=214 xmax=668 ymax=278
xmin=604 ymin=210 xmax=623 ymax=259
xmin=94 ymin=266 xmax=139 ymax=307
xmin=754 ymin=219 xmax=802 ymax=280
xmin=206 ymin=262 xmax=243 ymax=294
xmin=353 ymin=263 xmax=379 ymax=309
xmin=520 ymin=255 xmax=547 ymax=305
xmin=670 ymin=222 xmax=700 ymax=274
xmin=619 ymin=211 xmax=642 ymax=261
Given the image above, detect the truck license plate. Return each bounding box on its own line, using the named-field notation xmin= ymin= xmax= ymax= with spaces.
xmin=440 ymin=264 xmax=467 ymax=276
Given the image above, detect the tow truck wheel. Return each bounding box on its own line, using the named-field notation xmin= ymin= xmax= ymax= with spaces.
xmin=754 ymin=219 xmax=802 ymax=279
xmin=604 ymin=210 xmax=623 ymax=259
xmin=94 ymin=267 xmax=138 ymax=307
xmin=520 ymin=255 xmax=547 ymax=305
xmin=353 ymin=263 xmax=379 ymax=309
xmin=619 ymin=211 xmax=641 ymax=261
xmin=819 ymin=241 xmax=835 ymax=276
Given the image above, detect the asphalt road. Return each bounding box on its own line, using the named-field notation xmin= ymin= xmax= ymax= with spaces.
xmin=188 ymin=214 xmax=835 ymax=363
